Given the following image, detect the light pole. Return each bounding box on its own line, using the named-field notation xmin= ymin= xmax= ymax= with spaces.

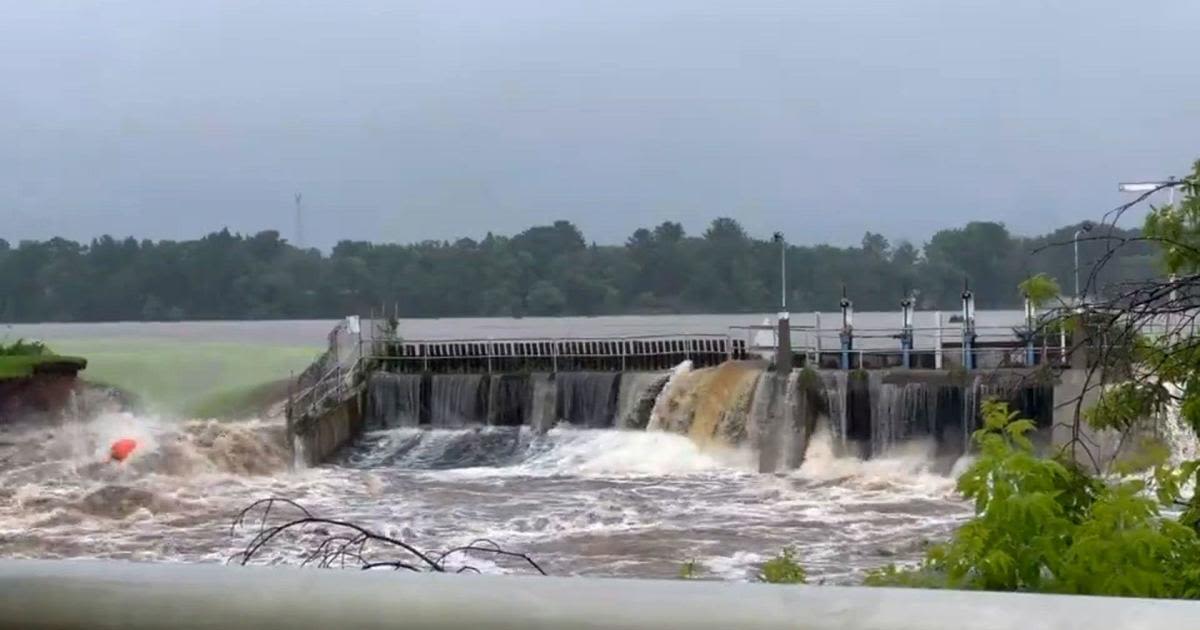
xmin=1119 ymin=178 xmax=1183 ymax=335
xmin=1073 ymin=222 xmax=1093 ymax=304
xmin=771 ymin=232 xmax=792 ymax=373
xmin=772 ymin=232 xmax=787 ymax=317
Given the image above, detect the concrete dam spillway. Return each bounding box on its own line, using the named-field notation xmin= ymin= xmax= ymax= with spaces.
xmin=290 ymin=315 xmax=1065 ymax=470
xmin=358 ymin=363 xmax=1053 ymax=473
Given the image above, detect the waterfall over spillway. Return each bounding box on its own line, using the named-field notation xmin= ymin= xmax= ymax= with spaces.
xmin=529 ymin=373 xmax=557 ymax=432
xmin=366 ymin=373 xmax=422 ymax=428
xmin=821 ymin=372 xmax=849 ymax=446
xmin=556 ymin=372 xmax=621 ymax=428
xmin=363 ymin=371 xmax=667 ymax=431
xmin=488 ymin=374 xmax=531 ymax=427
xmin=428 ymin=374 xmax=488 ymax=428
xmin=616 ymin=372 xmax=670 ymax=429
xmin=358 ymin=364 xmax=1054 ymax=473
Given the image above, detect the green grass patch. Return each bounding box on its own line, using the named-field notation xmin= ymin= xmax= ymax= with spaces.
xmin=48 ymin=339 xmax=320 ymax=416
xmin=0 ymin=355 xmax=88 ymax=379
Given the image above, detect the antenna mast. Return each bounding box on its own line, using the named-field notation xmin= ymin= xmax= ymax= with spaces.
xmin=294 ymin=193 xmax=304 ymax=248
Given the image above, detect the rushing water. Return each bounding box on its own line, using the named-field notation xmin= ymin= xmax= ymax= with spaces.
xmin=0 ymin=314 xmax=997 ymax=582
xmin=0 ymin=403 xmax=970 ymax=582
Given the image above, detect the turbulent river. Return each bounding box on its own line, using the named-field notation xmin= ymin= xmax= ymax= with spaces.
xmin=0 ymin=408 xmax=970 ymax=582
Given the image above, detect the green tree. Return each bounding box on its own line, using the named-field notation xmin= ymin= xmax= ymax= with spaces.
xmin=867 ymin=401 xmax=1200 ymax=597
xmin=869 ymin=161 xmax=1200 ymax=599
xmin=0 ymin=217 xmax=1164 ymax=322
xmin=526 ymin=280 xmax=567 ymax=316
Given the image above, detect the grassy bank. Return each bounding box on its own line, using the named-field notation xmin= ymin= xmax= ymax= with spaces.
xmin=0 ymin=340 xmax=87 ymax=379
xmin=49 ymin=339 xmax=320 ymax=416
xmin=0 ymin=354 xmax=88 ymax=379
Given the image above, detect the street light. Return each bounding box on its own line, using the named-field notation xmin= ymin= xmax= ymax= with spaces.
xmin=772 ymin=232 xmax=787 ymax=317
xmin=1074 ymin=221 xmax=1094 ymax=303
xmin=1119 ymin=179 xmax=1180 ymax=206
xmin=1120 ymin=177 xmax=1183 ymax=309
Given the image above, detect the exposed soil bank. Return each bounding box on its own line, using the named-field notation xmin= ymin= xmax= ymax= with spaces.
xmin=0 ymin=358 xmax=91 ymax=423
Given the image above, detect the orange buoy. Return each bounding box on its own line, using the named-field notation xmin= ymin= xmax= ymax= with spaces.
xmin=109 ymin=438 xmax=139 ymax=463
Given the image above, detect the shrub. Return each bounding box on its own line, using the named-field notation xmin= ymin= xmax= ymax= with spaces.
xmin=865 ymin=401 xmax=1200 ymax=597
xmin=0 ymin=339 xmax=50 ymax=357
xmin=758 ymin=547 xmax=807 ymax=584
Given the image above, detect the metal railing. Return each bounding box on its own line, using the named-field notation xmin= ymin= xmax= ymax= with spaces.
xmin=729 ymin=317 xmax=1069 ymax=370
xmin=288 ymin=317 xmax=366 ymax=429
xmin=1 ymin=559 xmax=1196 ymax=630
xmin=365 ymin=333 xmax=740 ymax=373
xmin=288 ymin=330 xmax=742 ymax=424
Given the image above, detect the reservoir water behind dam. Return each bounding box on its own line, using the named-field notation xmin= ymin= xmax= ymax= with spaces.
xmin=0 ymin=314 xmax=1010 ymax=581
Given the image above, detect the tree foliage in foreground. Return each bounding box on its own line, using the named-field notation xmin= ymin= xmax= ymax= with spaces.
xmin=869 ymin=161 xmax=1200 ymax=598
xmin=0 ymin=217 xmax=1155 ymax=322
xmin=866 ymin=401 xmax=1200 ymax=597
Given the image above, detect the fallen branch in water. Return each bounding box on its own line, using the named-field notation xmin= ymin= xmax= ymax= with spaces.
xmin=229 ymin=497 xmax=546 ymax=575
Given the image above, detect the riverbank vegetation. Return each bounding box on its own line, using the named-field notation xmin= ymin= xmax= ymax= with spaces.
xmin=866 ymin=401 xmax=1200 ymax=597
xmin=0 ymin=340 xmax=85 ymax=379
xmin=867 ymin=162 xmax=1200 ymax=597
xmin=0 ymin=218 xmax=1156 ymax=322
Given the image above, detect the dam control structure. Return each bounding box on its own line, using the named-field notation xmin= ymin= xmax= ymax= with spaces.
xmin=287 ymin=291 xmax=1122 ymax=474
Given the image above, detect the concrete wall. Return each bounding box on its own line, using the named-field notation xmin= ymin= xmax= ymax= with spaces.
xmin=293 ymin=393 xmax=364 ymax=467
xmin=4 ymin=559 xmax=1198 ymax=630
xmin=1051 ymin=368 xmax=1156 ymax=474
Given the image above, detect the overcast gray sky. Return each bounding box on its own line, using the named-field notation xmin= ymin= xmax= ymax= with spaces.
xmin=3 ymin=1 xmax=1197 ymax=249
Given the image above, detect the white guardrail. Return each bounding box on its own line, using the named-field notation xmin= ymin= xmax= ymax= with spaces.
xmin=0 ymin=559 xmax=1195 ymax=630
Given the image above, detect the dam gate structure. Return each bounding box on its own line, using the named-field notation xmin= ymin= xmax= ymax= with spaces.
xmin=288 ymin=285 xmax=1170 ymax=473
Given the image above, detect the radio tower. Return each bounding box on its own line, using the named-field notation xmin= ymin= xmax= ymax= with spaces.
xmin=294 ymin=193 xmax=304 ymax=248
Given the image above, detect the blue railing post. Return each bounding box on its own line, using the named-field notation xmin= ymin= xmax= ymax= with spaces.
xmin=839 ymin=292 xmax=854 ymax=370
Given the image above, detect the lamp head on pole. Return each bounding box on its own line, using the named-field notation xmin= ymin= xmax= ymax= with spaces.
xmin=1119 ymin=181 xmax=1175 ymax=193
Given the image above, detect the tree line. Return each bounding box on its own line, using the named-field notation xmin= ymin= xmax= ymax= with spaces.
xmin=0 ymin=218 xmax=1160 ymax=322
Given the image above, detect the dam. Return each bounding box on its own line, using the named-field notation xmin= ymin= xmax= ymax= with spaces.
xmin=289 ymin=291 xmax=1077 ymax=473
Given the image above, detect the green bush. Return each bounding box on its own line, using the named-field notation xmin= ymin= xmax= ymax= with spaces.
xmin=678 ymin=559 xmax=700 ymax=580
xmin=865 ymin=400 xmax=1200 ymax=597
xmin=0 ymin=339 xmax=50 ymax=357
xmin=758 ymin=547 xmax=807 ymax=584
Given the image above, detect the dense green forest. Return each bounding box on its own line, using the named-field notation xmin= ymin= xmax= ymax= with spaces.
xmin=0 ymin=218 xmax=1159 ymax=322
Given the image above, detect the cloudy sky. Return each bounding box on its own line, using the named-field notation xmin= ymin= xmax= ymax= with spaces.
xmin=3 ymin=1 xmax=1196 ymax=248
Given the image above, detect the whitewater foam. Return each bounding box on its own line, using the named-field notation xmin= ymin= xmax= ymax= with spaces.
xmin=346 ymin=426 xmax=756 ymax=478
xmin=1 ymin=398 xmax=972 ymax=582
xmin=793 ymin=429 xmax=962 ymax=496
xmin=517 ymin=428 xmax=756 ymax=476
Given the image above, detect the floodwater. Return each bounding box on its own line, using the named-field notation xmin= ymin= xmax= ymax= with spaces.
xmin=0 ymin=413 xmax=969 ymax=582
xmin=0 ymin=315 xmax=986 ymax=582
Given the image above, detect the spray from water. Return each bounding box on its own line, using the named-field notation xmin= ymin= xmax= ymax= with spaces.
xmin=647 ymin=360 xmax=694 ymax=431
